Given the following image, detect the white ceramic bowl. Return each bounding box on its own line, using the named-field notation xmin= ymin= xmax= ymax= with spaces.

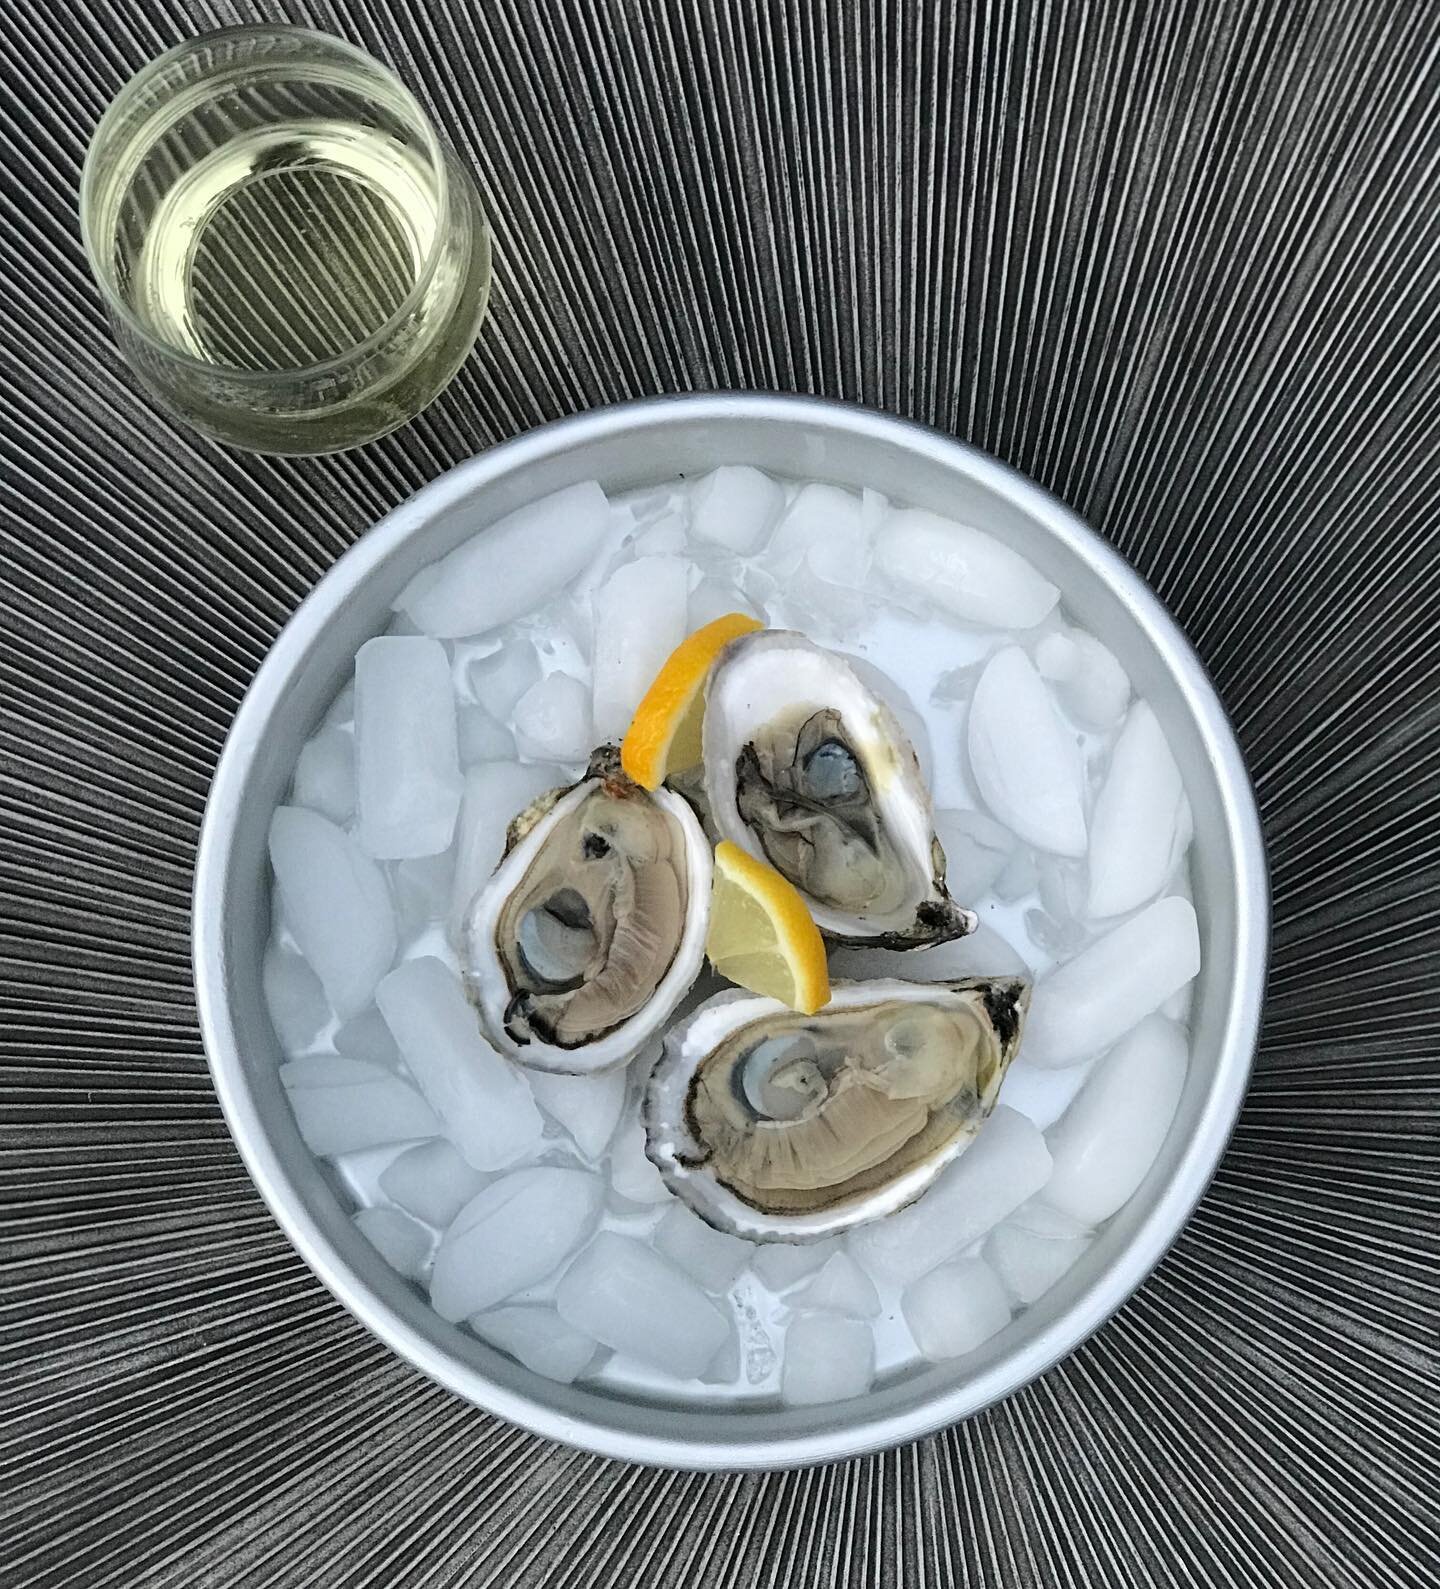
xmin=193 ymin=393 xmax=1267 ymax=1469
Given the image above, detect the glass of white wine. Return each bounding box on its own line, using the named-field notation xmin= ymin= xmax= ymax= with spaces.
xmin=80 ymin=26 xmax=492 ymax=454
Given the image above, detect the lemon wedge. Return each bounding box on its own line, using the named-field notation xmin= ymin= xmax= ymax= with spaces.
xmin=706 ymin=841 xmax=831 ymax=1014
xmin=619 ymin=612 xmax=762 ymax=791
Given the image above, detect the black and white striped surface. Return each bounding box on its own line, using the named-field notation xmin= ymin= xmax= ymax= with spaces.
xmin=2 ymin=1 xmax=1437 ymax=1584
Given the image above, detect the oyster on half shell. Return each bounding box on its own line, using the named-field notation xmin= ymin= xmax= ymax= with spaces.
xmin=702 ymin=630 xmax=976 ymax=947
xmin=643 ymin=977 xmax=1030 ymax=1241
xmin=462 ymin=748 xmax=711 ymax=1075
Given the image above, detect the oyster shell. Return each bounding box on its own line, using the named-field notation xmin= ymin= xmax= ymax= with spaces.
xmin=643 ymin=976 xmax=1030 ymax=1241
xmin=701 ymin=630 xmax=975 ymax=947
xmin=462 ymin=748 xmax=711 ymax=1075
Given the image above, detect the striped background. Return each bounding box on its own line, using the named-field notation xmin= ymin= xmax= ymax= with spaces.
xmin=2 ymin=1 xmax=1437 ymax=1584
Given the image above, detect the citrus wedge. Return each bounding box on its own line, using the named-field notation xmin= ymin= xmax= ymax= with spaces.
xmin=706 ymin=840 xmax=831 ymax=1014
xmin=620 ymin=612 xmax=762 ymax=790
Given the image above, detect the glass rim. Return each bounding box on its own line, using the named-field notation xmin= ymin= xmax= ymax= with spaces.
xmin=79 ymin=24 xmax=458 ymax=385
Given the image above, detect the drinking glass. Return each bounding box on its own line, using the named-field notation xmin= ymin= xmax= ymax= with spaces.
xmin=80 ymin=26 xmax=492 ymax=454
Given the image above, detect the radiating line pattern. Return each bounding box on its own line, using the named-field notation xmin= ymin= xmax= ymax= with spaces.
xmin=1 ymin=0 xmax=1437 ymax=1584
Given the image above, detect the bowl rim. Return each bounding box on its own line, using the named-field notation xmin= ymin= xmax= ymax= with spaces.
xmin=193 ymin=391 xmax=1268 ymax=1469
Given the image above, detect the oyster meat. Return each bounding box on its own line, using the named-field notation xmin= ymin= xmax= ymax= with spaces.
xmin=643 ymin=977 xmax=1030 ymax=1241
xmin=702 ymin=630 xmax=975 ymax=947
xmin=463 ymin=748 xmax=711 ymax=1075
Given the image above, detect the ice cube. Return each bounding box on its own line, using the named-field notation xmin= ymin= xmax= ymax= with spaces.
xmin=1025 ymin=908 xmax=1087 ymax=960
xmin=280 ymin=1056 xmax=438 ymax=1156
xmin=688 ymin=576 xmax=761 ymax=631
xmin=513 ymin=672 xmax=594 ymax=765
xmin=292 ymin=729 xmax=356 ymax=825
xmin=992 ymin=1056 xmax=1093 ymax=1132
xmin=456 ymin=705 xmax=515 ymax=766
xmin=874 ymin=509 xmax=1059 ymax=629
xmin=379 ymin=1138 xmax=488 ymax=1228
xmin=1008 ymin=1198 xmax=1092 ymax=1239
xmin=764 ymin=483 xmax=869 ymax=587
xmin=848 ymin=1107 xmax=1051 ymax=1287
xmin=262 ymin=945 xmax=329 ymax=1054
xmin=624 ymin=484 xmax=691 ymax=542
xmin=653 ymin=1204 xmax=751 ymax=1293
xmin=334 ymin=1007 xmax=401 ymax=1069
xmin=354 ymin=637 xmax=463 ymax=859
xmin=1161 ymin=981 xmax=1195 ymax=1025
xmin=792 ymin=1252 xmax=881 ymax=1319
xmin=448 ymin=761 xmax=568 ymax=941
xmin=376 ymin=957 xmax=544 ymax=1170
xmin=529 ymin=1066 xmax=627 ymax=1161
xmin=555 ymin=1231 xmax=730 ymax=1378
xmin=1037 ymin=855 xmax=1088 ymax=922
xmin=395 ymin=483 xmax=613 ymax=638
xmin=1034 ymin=632 xmax=1077 ymax=682
xmin=737 ymin=561 xmax=783 ymax=618
xmin=1031 ymin=856 xmax=1090 ymax=957
xmin=591 ymin=556 xmax=690 ymax=739
xmin=269 ymin=807 xmax=397 ymax=1019
xmin=690 ymin=465 xmax=786 ymax=554
xmin=781 ymin=1314 xmax=875 ymax=1405
xmin=323 ymin=681 xmax=355 ymax=732
xmin=967 ymin=647 xmax=1087 ymax=856
xmin=635 ymin=520 xmax=688 ymax=557
xmin=430 ymin=1165 xmax=605 ymax=1321
xmin=465 ymin=638 xmax=542 ymax=718
xmin=861 ymin=486 xmax=888 ymax=537
xmin=607 ymin=1118 xmax=671 ymax=1206
xmin=933 ymin=807 xmax=1016 ymax=902
xmin=1022 ymin=897 xmax=1200 ymax=1067
xmin=507 ymin=1274 xmax=562 ymax=1308
xmin=392 ymin=848 xmax=454 ymax=938
xmin=750 ymin=1238 xmax=839 ymax=1291
xmin=1043 ymin=1015 xmax=1188 ymax=1224
xmin=902 ymin=1258 xmax=1011 ymax=1360
xmin=700 ymin=1316 xmax=743 ymax=1385
xmin=553 ymin=1226 xmax=724 ymax=1379
xmin=471 ymin=1305 xmax=599 ymax=1384
xmin=1087 ymin=703 xmax=1189 ymax=918
xmin=354 ymin=1206 xmax=433 ymax=1280
xmin=828 ymin=920 xmax=1029 ymax=984
xmin=1037 ymin=631 xmax=1130 ymax=730
xmin=992 ymin=846 xmax=1039 ymax=902
xmin=986 ymin=1224 xmax=1091 ymax=1305
xmin=931 ymin=658 xmax=988 ymax=706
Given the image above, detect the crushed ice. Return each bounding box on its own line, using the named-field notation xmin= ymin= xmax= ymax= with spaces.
xmin=263 ymin=469 xmax=1201 ymax=1399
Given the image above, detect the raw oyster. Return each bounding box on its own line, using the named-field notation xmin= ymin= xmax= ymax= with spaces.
xmin=643 ymin=977 xmax=1029 ymax=1241
xmin=701 ymin=631 xmax=975 ymax=947
xmin=462 ymin=748 xmax=711 ymax=1074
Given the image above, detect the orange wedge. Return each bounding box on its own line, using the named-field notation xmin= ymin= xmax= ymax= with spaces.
xmin=706 ymin=841 xmax=831 ymax=1015
xmin=620 ymin=612 xmax=762 ymax=790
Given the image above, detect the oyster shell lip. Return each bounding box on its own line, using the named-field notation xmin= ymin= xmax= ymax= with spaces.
xmin=700 ymin=630 xmax=975 ymax=947
xmin=461 ymin=758 xmax=713 ymax=1078
xmin=642 ymin=976 xmax=1031 ymax=1243
xmin=823 ymin=896 xmax=979 ymax=952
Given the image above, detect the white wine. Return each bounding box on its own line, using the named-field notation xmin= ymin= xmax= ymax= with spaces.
xmin=130 ymin=121 xmax=441 ymax=373
xmin=83 ymin=29 xmax=491 ymax=454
